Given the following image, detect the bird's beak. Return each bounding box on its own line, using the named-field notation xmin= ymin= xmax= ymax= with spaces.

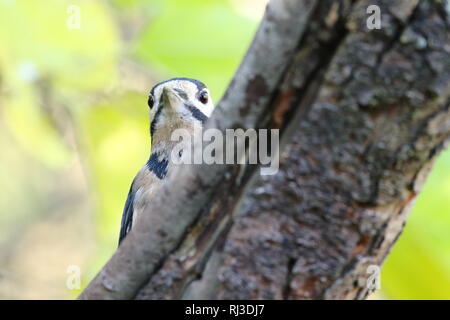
xmin=162 ymin=87 xmax=182 ymax=108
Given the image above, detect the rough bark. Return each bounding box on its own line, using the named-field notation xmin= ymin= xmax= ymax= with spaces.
xmin=80 ymin=0 xmax=450 ymax=300
xmin=79 ymin=0 xmax=317 ymax=300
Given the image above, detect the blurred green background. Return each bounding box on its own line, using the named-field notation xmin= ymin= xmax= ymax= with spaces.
xmin=0 ymin=0 xmax=448 ymax=299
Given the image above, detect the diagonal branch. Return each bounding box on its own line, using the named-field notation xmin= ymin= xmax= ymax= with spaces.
xmin=79 ymin=0 xmax=318 ymax=300
xmin=180 ymin=0 xmax=450 ymax=300
xmin=80 ymin=0 xmax=450 ymax=300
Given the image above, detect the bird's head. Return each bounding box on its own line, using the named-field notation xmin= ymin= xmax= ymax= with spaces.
xmin=148 ymin=78 xmax=214 ymax=141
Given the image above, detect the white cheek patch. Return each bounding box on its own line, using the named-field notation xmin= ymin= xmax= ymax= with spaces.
xmin=192 ymin=98 xmax=214 ymax=117
xmin=170 ymin=83 xmax=213 ymax=122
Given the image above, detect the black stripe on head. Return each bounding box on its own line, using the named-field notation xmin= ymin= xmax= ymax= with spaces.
xmin=147 ymin=152 xmax=169 ymax=179
xmin=150 ymin=99 xmax=164 ymax=136
xmin=174 ymin=88 xmax=189 ymax=101
xmin=185 ymin=103 xmax=208 ymax=123
xmin=150 ymin=77 xmax=206 ymax=97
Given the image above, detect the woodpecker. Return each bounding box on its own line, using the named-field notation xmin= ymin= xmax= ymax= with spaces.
xmin=118 ymin=78 xmax=214 ymax=245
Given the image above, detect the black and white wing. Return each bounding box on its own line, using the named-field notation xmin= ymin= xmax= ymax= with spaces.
xmin=118 ymin=181 xmax=135 ymax=245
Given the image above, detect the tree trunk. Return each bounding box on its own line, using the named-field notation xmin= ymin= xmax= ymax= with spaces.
xmin=80 ymin=0 xmax=450 ymax=300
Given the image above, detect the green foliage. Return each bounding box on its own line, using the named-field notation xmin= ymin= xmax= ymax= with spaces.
xmin=78 ymin=92 xmax=149 ymax=246
xmin=135 ymin=0 xmax=258 ymax=98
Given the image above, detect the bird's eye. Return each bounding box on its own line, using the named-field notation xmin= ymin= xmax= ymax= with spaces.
xmin=148 ymin=94 xmax=154 ymax=109
xmin=198 ymin=91 xmax=209 ymax=104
